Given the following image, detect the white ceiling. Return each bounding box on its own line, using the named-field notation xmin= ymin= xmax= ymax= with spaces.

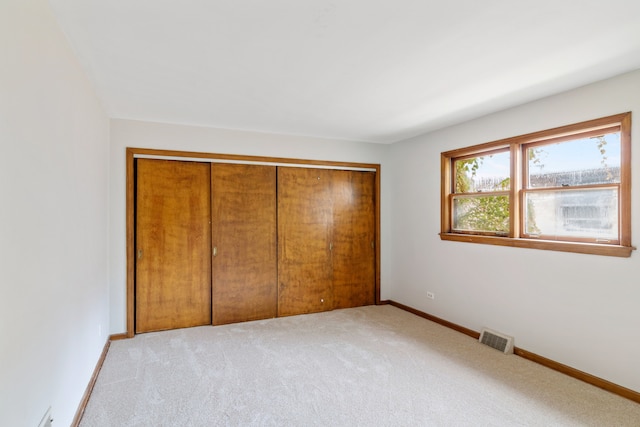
xmin=49 ymin=0 xmax=640 ymax=143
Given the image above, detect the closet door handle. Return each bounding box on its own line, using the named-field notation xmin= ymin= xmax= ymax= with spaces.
xmin=213 ymin=246 xmax=218 ymax=257
xmin=137 ymin=249 xmax=143 ymax=260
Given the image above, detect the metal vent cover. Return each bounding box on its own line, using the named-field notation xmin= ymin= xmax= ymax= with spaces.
xmin=479 ymin=328 xmax=514 ymax=354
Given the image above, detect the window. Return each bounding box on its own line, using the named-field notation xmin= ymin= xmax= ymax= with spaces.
xmin=440 ymin=113 xmax=633 ymax=257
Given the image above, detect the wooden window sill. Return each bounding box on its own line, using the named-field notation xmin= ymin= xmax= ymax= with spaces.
xmin=439 ymin=233 xmax=634 ymax=257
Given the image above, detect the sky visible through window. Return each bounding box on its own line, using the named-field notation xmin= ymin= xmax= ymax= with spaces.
xmin=472 ymin=133 xmax=621 ymax=181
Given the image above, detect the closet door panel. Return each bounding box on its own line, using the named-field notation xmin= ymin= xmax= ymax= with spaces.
xmin=278 ymin=167 xmax=333 ymax=316
xmin=211 ymin=164 xmax=277 ymax=325
xmin=135 ymin=159 xmax=212 ymax=333
xmin=332 ymin=170 xmax=376 ymax=309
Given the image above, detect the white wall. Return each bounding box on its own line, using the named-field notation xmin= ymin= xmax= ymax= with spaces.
xmin=4 ymin=2 xmax=636 ymax=422
xmin=388 ymin=69 xmax=640 ymax=393
xmin=0 ymin=1 xmax=110 ymax=425
xmin=109 ymin=120 xmax=391 ymax=332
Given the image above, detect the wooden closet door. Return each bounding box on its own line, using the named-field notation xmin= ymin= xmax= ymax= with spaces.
xmin=278 ymin=167 xmax=333 ymax=316
xmin=211 ymin=164 xmax=277 ymax=325
xmin=332 ymin=170 xmax=376 ymax=309
xmin=135 ymin=159 xmax=212 ymax=333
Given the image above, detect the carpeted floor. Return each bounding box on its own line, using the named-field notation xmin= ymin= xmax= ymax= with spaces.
xmin=80 ymin=305 xmax=640 ymax=426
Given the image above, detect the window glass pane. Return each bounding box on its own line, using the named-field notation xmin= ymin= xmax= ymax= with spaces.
xmin=527 ymin=132 xmax=621 ymax=188
xmin=453 ymin=195 xmax=509 ymax=233
xmin=524 ymin=188 xmax=618 ymax=240
xmin=455 ymin=151 xmax=510 ymax=193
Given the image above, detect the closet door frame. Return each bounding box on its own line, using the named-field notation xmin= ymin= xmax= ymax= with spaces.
xmin=125 ymin=147 xmax=381 ymax=338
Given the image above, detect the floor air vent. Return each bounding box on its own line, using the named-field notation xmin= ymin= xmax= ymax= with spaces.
xmin=479 ymin=328 xmax=514 ymax=354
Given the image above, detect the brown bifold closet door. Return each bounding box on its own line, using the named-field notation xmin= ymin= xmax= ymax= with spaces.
xmin=211 ymin=164 xmax=277 ymax=325
xmin=331 ymin=170 xmax=376 ymax=309
xmin=277 ymin=167 xmax=334 ymax=316
xmin=135 ymin=159 xmax=212 ymax=333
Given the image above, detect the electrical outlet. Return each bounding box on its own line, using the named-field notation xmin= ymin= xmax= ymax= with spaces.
xmin=38 ymin=407 xmax=53 ymax=427
xmin=427 ymin=291 xmax=435 ymax=300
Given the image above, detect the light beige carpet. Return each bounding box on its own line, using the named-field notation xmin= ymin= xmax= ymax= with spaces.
xmin=80 ymin=305 xmax=640 ymax=426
